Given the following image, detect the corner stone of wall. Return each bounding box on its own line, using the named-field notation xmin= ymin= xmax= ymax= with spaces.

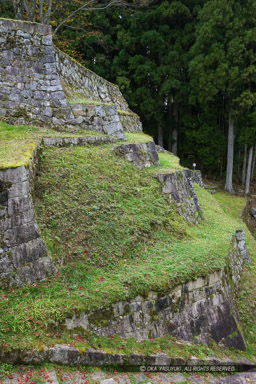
xmin=157 ymin=170 xmax=204 ymax=223
xmin=0 ymin=19 xmax=76 ymax=127
xmin=118 ymin=113 xmax=143 ymax=133
xmin=115 ymin=142 xmax=160 ymax=168
xmin=70 ymin=104 xmax=126 ymax=139
xmin=0 ymin=161 xmax=57 ymax=287
xmin=65 ymin=230 xmax=249 ymax=351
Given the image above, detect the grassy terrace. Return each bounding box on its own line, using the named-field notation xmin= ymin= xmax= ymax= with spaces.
xmin=68 ymin=97 xmax=114 ymax=106
xmin=0 ymin=123 xmax=256 ymax=361
xmin=0 ymin=122 xmax=104 ymax=169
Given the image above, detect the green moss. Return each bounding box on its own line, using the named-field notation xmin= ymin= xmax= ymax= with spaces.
xmin=68 ymin=97 xmax=114 ymax=106
xmin=0 ymin=17 xmax=41 ymax=25
xmin=117 ymin=109 xmax=135 ymax=116
xmin=123 ymin=303 xmax=131 ymax=315
xmin=149 ymin=309 xmax=158 ymax=321
xmin=88 ymin=307 xmax=115 ymax=327
xmin=125 ymin=132 xmax=153 ymax=144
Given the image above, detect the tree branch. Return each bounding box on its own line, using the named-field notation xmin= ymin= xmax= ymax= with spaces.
xmin=53 ymin=0 xmax=125 ymax=37
xmin=44 ymin=0 xmax=53 ymax=25
xmin=53 ymin=0 xmax=96 ymax=37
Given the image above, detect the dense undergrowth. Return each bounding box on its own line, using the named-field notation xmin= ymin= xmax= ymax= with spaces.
xmin=0 ymin=126 xmax=256 ymax=362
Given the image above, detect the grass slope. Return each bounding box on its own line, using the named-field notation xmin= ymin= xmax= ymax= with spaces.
xmin=1 ymin=137 xmax=255 ymax=357
xmin=1 ymin=126 xmax=256 ymax=361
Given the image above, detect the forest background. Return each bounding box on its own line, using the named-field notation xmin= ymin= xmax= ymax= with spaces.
xmin=1 ymin=0 xmax=256 ymax=193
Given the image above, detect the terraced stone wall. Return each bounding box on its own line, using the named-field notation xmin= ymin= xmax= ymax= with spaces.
xmin=54 ymin=47 xmax=128 ymax=110
xmin=54 ymin=47 xmax=142 ymax=133
xmin=0 ymin=19 xmax=127 ymax=138
xmin=66 ymin=230 xmax=249 ymax=350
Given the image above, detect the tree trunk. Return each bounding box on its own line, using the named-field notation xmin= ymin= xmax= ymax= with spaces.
xmin=158 ymin=122 xmax=163 ymax=147
xmin=43 ymin=0 xmax=53 ymax=24
xmin=251 ymin=145 xmax=256 ymax=181
xmin=167 ymin=103 xmax=172 ymax=151
xmin=171 ymin=103 xmax=178 ymax=156
xmin=13 ymin=0 xmax=24 ymax=19
xmin=224 ymin=112 xmax=235 ymax=193
xmin=245 ymin=146 xmax=253 ymax=195
xmin=242 ymin=144 xmax=247 ymax=184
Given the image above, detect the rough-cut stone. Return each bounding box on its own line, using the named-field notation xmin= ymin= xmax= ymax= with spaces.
xmin=70 ymin=104 xmax=126 ymax=139
xmin=190 ymin=170 xmax=205 ymax=188
xmin=0 ymin=19 xmax=75 ymax=129
xmin=65 ymin=231 xmax=248 ymax=350
xmin=0 ymin=344 xmax=255 ymax=369
xmin=157 ymin=170 xmax=203 ymax=223
xmin=115 ymin=142 xmax=160 ymax=168
xmin=119 ymin=112 xmax=143 ymax=133
xmin=243 ymin=197 xmax=256 ymax=238
xmin=42 ymin=135 xmax=117 ymax=148
xmin=54 ymin=47 xmax=127 ymax=109
xmin=54 ymin=47 xmax=142 ymax=133
xmin=0 ymin=164 xmax=56 ymax=287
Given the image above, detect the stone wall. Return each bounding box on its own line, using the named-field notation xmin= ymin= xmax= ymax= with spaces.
xmin=0 ymin=19 xmax=75 ymax=127
xmin=54 ymin=47 xmax=129 ymax=111
xmin=65 ymin=230 xmax=249 ymax=351
xmin=70 ymin=103 xmax=126 ymax=139
xmin=190 ymin=170 xmax=205 ymax=188
xmin=118 ymin=112 xmax=143 ymax=133
xmin=157 ymin=170 xmax=204 ymax=224
xmin=54 ymin=47 xmax=142 ymax=133
xmin=0 ymin=150 xmax=57 ymax=287
xmin=243 ymin=197 xmax=256 ymax=238
xmin=115 ymin=142 xmax=160 ymax=168
xmin=1 ymin=343 xmax=255 ymax=367
xmin=0 ymin=19 xmax=127 ymax=138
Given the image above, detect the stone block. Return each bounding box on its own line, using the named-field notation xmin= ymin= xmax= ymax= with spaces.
xmin=0 ymin=166 xmax=28 ymax=183
xmin=81 ymin=349 xmax=108 ymax=365
xmin=22 ymin=348 xmax=48 ymax=364
xmin=42 ymin=34 xmax=52 ymax=45
xmin=49 ymin=345 xmax=80 ymax=365
xmin=16 ymin=30 xmax=31 ymax=39
xmin=33 ymin=256 xmax=57 ymax=280
xmin=4 ymin=222 xmax=40 ymax=247
xmin=115 ymin=142 xmax=160 ymax=169
xmin=7 ymin=196 xmax=33 ymax=215
xmin=187 ymin=277 xmax=206 ymax=292
xmin=11 ymin=238 xmax=47 ymax=268
xmin=0 ymin=255 xmax=14 ymax=274
xmin=208 ymin=270 xmax=222 ymax=286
